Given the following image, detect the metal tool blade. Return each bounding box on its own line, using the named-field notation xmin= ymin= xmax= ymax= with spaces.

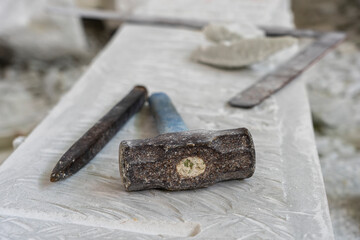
xmin=229 ymin=31 xmax=346 ymax=108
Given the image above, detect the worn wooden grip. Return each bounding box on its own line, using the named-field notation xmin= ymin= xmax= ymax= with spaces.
xmin=119 ymin=128 xmax=255 ymax=191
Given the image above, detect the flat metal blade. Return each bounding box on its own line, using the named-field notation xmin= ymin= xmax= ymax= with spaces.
xmin=229 ymin=31 xmax=346 ymax=108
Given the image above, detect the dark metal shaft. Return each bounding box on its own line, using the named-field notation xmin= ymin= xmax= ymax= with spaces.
xmin=50 ymin=85 xmax=148 ymax=182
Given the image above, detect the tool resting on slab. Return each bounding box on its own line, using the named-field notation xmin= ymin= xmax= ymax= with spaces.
xmin=119 ymin=93 xmax=256 ymax=191
xmin=50 ymin=86 xmax=148 ymax=182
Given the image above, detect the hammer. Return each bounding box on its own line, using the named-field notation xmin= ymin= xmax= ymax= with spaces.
xmin=119 ymin=93 xmax=256 ymax=191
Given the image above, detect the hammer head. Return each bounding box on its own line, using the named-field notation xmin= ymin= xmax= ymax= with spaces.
xmin=119 ymin=128 xmax=255 ymax=191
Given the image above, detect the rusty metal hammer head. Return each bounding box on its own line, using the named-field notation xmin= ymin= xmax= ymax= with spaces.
xmin=119 ymin=93 xmax=255 ymax=191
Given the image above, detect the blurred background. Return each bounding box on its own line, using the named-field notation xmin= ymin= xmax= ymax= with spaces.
xmin=293 ymin=1 xmax=360 ymax=239
xmin=0 ymin=0 xmax=359 ymax=239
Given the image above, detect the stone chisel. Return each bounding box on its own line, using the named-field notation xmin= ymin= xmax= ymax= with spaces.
xmin=119 ymin=93 xmax=255 ymax=191
xmin=50 ymin=86 xmax=148 ymax=182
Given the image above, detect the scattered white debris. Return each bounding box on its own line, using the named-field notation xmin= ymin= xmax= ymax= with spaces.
xmin=305 ymin=41 xmax=360 ymax=240
xmin=193 ymin=22 xmax=297 ymax=68
xmin=0 ymin=82 xmax=45 ymax=149
xmin=193 ymin=35 xmax=297 ymax=68
xmin=307 ymin=42 xmax=360 ymax=149
xmin=12 ymin=136 xmax=26 ymax=150
xmin=0 ymin=57 xmax=86 ymax=151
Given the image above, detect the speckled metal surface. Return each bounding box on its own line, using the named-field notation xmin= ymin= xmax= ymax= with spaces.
xmin=50 ymin=86 xmax=148 ymax=182
xmin=120 ymin=128 xmax=255 ymax=191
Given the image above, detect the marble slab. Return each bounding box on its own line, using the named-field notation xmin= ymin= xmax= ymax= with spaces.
xmin=0 ymin=24 xmax=333 ymax=239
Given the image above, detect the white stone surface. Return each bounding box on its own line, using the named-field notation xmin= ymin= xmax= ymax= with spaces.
xmin=0 ymin=25 xmax=333 ymax=239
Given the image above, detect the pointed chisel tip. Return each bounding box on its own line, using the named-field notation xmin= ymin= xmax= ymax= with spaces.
xmin=49 ymin=86 xmax=148 ymax=183
xmin=50 ymin=171 xmax=66 ymax=182
xmin=50 ymin=173 xmax=59 ymax=182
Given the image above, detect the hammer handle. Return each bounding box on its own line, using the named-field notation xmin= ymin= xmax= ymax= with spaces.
xmin=148 ymin=93 xmax=188 ymax=134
